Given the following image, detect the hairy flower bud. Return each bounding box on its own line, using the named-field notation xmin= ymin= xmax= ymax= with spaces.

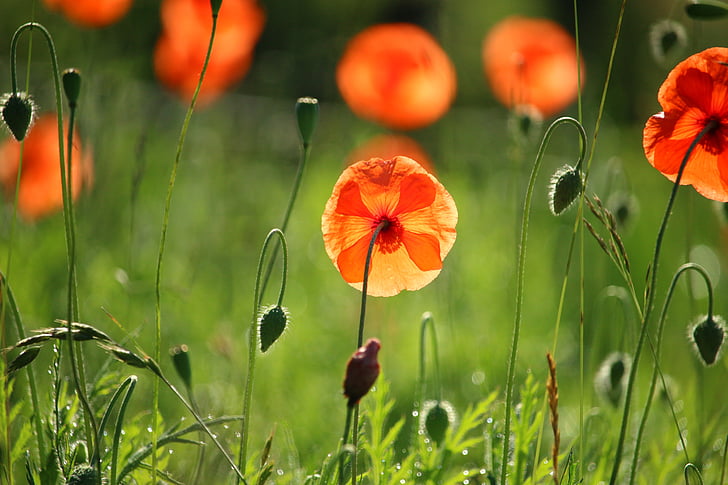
xmin=343 ymin=338 xmax=381 ymax=407
xmin=690 ymin=314 xmax=725 ymax=366
xmin=1 ymin=92 xmax=35 ymax=141
xmin=548 ymin=165 xmax=583 ymax=215
xmin=258 ymin=305 xmax=289 ymax=352
xmin=594 ymin=352 xmax=631 ymax=407
xmin=420 ymin=400 xmax=456 ymax=445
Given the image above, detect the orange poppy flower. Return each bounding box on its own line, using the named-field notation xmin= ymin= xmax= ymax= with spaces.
xmin=321 ymin=156 xmax=457 ymax=297
xmin=336 ymin=23 xmax=457 ymax=130
xmin=154 ymin=0 xmax=265 ymax=103
xmin=0 ymin=114 xmax=92 ymax=221
xmin=643 ymin=47 xmax=728 ymax=202
xmin=43 ymin=0 xmax=133 ymax=27
xmin=482 ymin=16 xmax=584 ymax=117
xmin=347 ymin=134 xmax=435 ymax=174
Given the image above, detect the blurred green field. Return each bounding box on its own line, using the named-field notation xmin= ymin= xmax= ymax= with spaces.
xmin=1 ymin=0 xmax=728 ymax=483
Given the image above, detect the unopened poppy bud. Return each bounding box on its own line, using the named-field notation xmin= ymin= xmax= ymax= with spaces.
xmin=594 ymin=352 xmax=631 ymax=407
xmin=258 ymin=305 xmax=289 ymax=352
xmin=295 ymin=97 xmax=319 ymax=147
xmin=420 ymin=400 xmax=456 ymax=445
xmin=210 ymin=0 xmax=223 ymax=15
xmin=685 ymin=0 xmax=728 ymax=20
xmin=548 ymin=165 xmax=583 ymax=215
xmin=170 ymin=344 xmax=193 ymax=389
xmin=1 ymin=92 xmax=35 ymax=141
xmin=67 ymin=464 xmax=99 ymax=485
xmin=343 ymin=338 xmax=381 ymax=407
xmin=649 ymin=20 xmax=687 ymax=65
xmin=62 ymin=68 xmax=82 ymax=108
xmin=690 ymin=314 xmax=725 ymax=366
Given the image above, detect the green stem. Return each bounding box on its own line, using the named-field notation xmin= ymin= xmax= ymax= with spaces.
xmin=608 ymin=119 xmax=719 ymax=485
xmin=146 ymin=360 xmax=247 ymax=483
xmin=500 ymin=117 xmax=586 ymax=485
xmin=152 ymin=9 xmax=219 ymax=479
xmin=338 ymin=406 xmax=354 ymax=485
xmin=239 ymin=229 xmax=288 ymax=480
xmin=259 ymin=140 xmax=311 ymax=305
xmin=630 ymin=263 xmax=712 ymax=482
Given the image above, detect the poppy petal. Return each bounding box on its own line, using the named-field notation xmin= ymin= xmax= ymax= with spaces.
xmin=401 ymin=231 xmax=442 ymax=271
xmin=392 ymin=173 xmax=436 ymax=216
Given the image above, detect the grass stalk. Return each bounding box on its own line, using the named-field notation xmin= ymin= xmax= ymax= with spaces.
xmin=152 ymin=7 xmax=219 ymax=480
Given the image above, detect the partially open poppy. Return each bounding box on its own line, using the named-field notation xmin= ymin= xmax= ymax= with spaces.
xmin=154 ymin=0 xmax=265 ymax=104
xmin=336 ymin=23 xmax=457 ymax=130
xmin=43 ymin=0 xmax=133 ymax=28
xmin=0 ymin=114 xmax=92 ymax=221
xmin=343 ymin=338 xmax=381 ymax=407
xmin=322 ymin=156 xmax=457 ymax=297
xmin=347 ymin=134 xmax=435 ymax=174
xmin=643 ymin=47 xmax=728 ymax=202
xmin=482 ymin=16 xmax=583 ymax=118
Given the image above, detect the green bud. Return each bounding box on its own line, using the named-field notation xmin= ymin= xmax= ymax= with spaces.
xmin=649 ymin=20 xmax=687 ymax=65
xmin=419 ymin=400 xmax=456 ymax=445
xmin=594 ymin=352 xmax=631 ymax=407
xmin=66 ymin=464 xmax=98 ymax=485
xmin=259 ymin=305 xmax=289 ymax=352
xmin=1 ymin=92 xmax=35 ymax=141
xmin=295 ymin=97 xmax=319 ymax=147
xmin=685 ymin=0 xmax=728 ymax=19
xmin=62 ymin=68 xmax=82 ymax=108
xmin=548 ymin=165 xmax=583 ymax=215
xmin=691 ymin=315 xmax=725 ymax=366
xmin=170 ymin=344 xmax=193 ymax=389
xmin=210 ymin=0 xmax=223 ymax=15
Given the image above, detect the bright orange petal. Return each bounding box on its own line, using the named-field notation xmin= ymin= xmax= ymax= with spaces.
xmin=336 ymin=234 xmax=374 ymax=285
xmin=401 ymin=231 xmax=442 ymax=271
xmin=336 ymin=180 xmax=375 ymax=218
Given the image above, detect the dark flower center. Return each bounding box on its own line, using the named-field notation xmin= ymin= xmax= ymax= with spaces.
xmin=700 ymin=116 xmax=727 ymax=155
xmin=374 ymin=216 xmax=403 ymax=254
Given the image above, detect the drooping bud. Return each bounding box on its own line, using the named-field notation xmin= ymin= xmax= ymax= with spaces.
xmin=420 ymin=400 xmax=457 ymax=445
xmin=66 ymin=464 xmax=99 ymax=485
xmin=62 ymin=68 xmax=82 ymax=109
xmin=690 ymin=314 xmax=725 ymax=366
xmin=343 ymin=338 xmax=381 ymax=407
xmin=258 ymin=305 xmax=290 ymax=352
xmin=685 ymin=0 xmax=728 ymax=20
xmin=594 ymin=352 xmax=631 ymax=407
xmin=648 ymin=20 xmax=687 ymax=65
xmin=548 ymin=165 xmax=583 ymax=215
xmin=170 ymin=344 xmax=193 ymax=389
xmin=1 ymin=92 xmax=35 ymax=141
xmin=295 ymin=97 xmax=319 ymax=147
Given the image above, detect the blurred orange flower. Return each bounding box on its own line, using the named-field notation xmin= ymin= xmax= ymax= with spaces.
xmin=482 ymin=16 xmax=584 ymax=118
xmin=0 ymin=114 xmax=93 ymax=221
xmin=347 ymin=134 xmax=435 ymax=174
xmin=643 ymin=47 xmax=728 ymax=202
xmin=322 ymin=156 xmax=457 ymax=297
xmin=336 ymin=23 xmax=457 ymax=130
xmin=43 ymin=0 xmax=133 ymax=27
xmin=154 ymin=0 xmax=265 ymax=104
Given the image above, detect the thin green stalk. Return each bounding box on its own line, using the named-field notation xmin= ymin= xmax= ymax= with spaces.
xmin=630 ymin=263 xmax=711 ymax=483
xmin=500 ymin=117 xmax=586 ymax=485
xmin=338 ymin=406 xmax=354 ymax=485
xmin=146 ymin=360 xmax=247 ymax=483
xmin=106 ymin=376 xmax=137 ymax=485
xmin=152 ymin=8 xmax=219 ymax=479
xmin=608 ymin=119 xmax=719 ymax=485
xmin=259 ymin=139 xmax=312 ymax=305
xmin=239 ymin=229 xmax=288 ymax=481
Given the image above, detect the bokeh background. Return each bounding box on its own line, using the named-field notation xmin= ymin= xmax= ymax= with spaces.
xmin=1 ymin=0 xmax=728 ymax=480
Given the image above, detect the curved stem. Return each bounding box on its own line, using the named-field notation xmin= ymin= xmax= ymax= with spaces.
xmin=152 ymin=9 xmax=219 ymax=479
xmin=608 ymin=119 xmax=719 ymax=485
xmin=356 ymin=222 xmax=388 ymax=347
xmin=259 ymin=140 xmax=311 ymax=305
xmin=239 ymin=229 xmax=288 ymax=480
xmin=629 ymin=263 xmax=712 ymax=483
xmin=499 ymin=117 xmax=586 ymax=485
